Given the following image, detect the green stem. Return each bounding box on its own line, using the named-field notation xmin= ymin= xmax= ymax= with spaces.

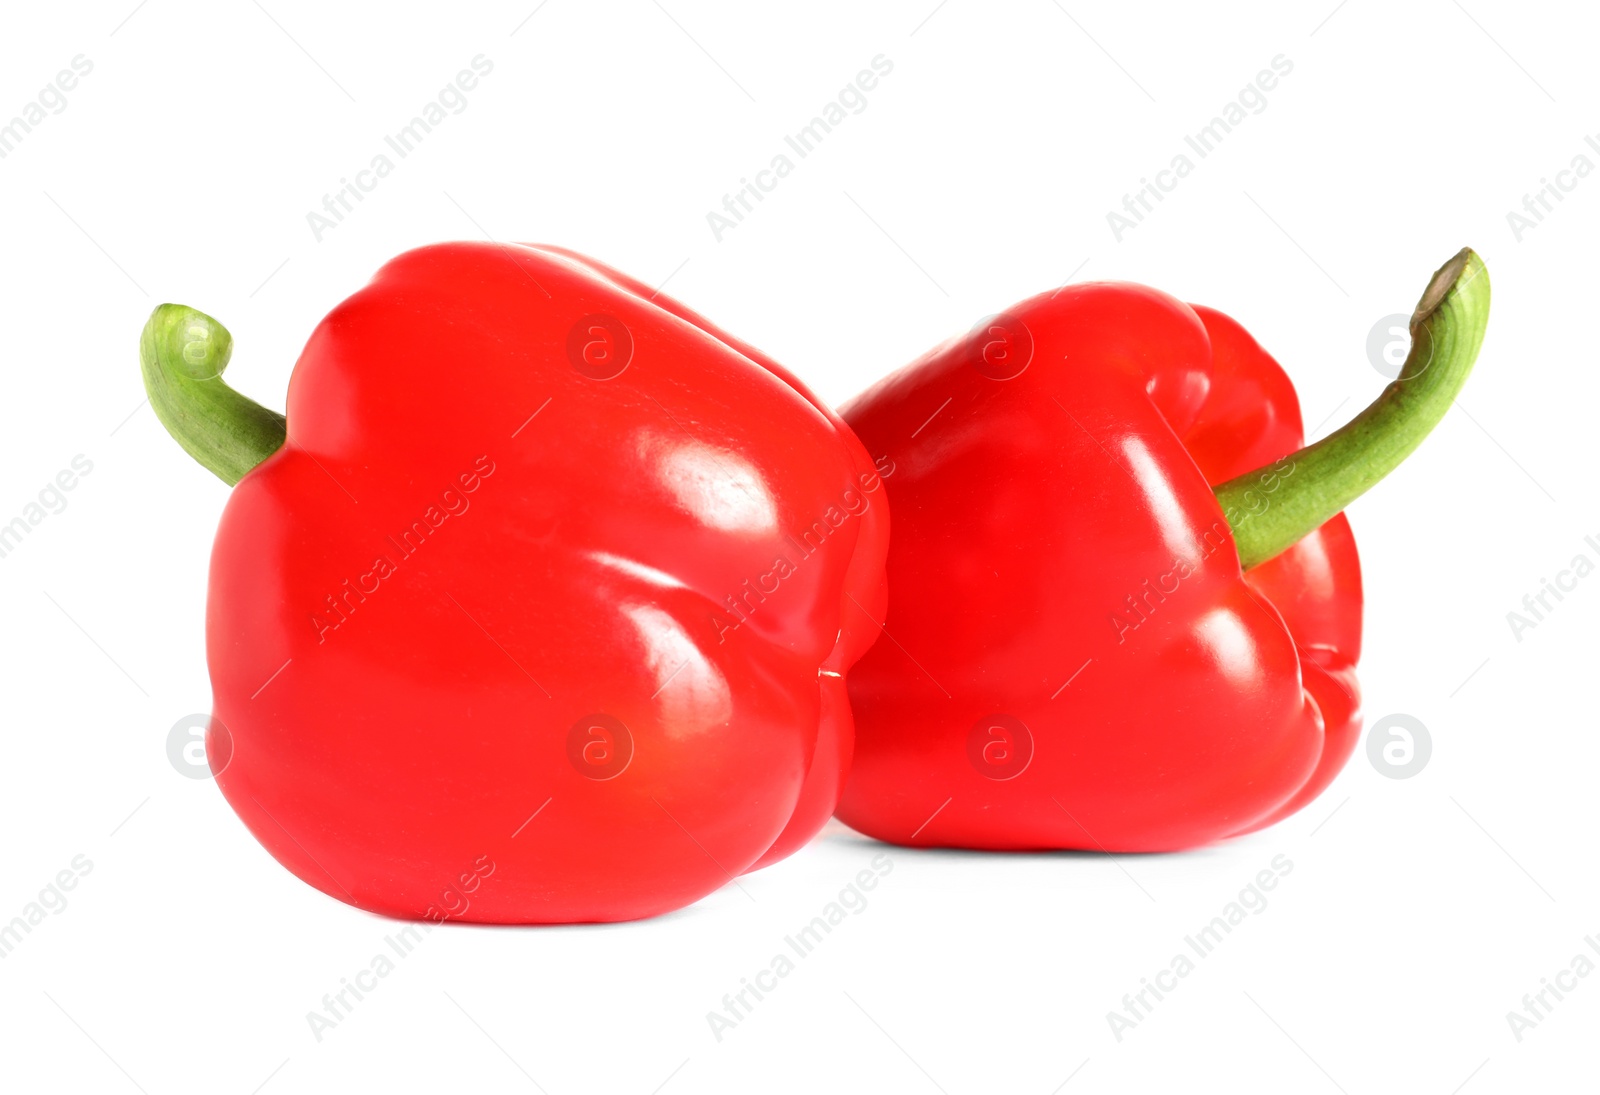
xmin=139 ymin=304 xmax=286 ymax=486
xmin=1213 ymin=248 xmax=1490 ymax=571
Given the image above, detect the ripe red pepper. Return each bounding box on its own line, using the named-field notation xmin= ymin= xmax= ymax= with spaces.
xmin=837 ymin=250 xmax=1489 ymax=851
xmin=141 ymin=242 xmax=888 ymax=922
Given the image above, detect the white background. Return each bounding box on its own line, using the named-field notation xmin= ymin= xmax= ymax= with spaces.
xmin=0 ymin=1 xmax=1592 ymax=1092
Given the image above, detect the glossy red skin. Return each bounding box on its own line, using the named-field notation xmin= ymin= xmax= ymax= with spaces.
xmin=206 ymin=242 xmax=887 ymax=923
xmin=837 ymin=283 xmax=1362 ymax=852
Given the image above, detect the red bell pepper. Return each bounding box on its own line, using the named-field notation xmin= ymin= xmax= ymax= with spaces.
xmin=836 ymin=250 xmax=1489 ymax=851
xmin=140 ymin=242 xmax=888 ymax=922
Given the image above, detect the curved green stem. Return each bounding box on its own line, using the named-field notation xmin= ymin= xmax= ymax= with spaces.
xmin=1214 ymin=247 xmax=1490 ymax=570
xmin=140 ymin=304 xmax=286 ymax=486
